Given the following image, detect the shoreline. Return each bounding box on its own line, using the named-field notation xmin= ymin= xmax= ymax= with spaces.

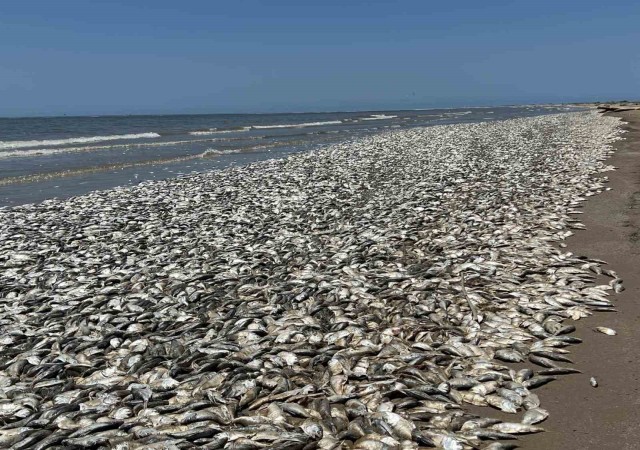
xmin=519 ymin=109 xmax=640 ymax=449
xmin=0 ymin=106 xmax=577 ymax=208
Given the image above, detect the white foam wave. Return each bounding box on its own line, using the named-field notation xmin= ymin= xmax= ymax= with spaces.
xmin=0 ymin=132 xmax=161 ymax=150
xmin=360 ymin=114 xmax=398 ymax=121
xmin=198 ymin=148 xmax=242 ymax=157
xmin=252 ymin=120 xmax=343 ymax=129
xmin=0 ymin=138 xmax=227 ymax=160
xmin=189 ymin=127 xmax=251 ymax=136
xmin=444 ymin=111 xmax=472 ymax=116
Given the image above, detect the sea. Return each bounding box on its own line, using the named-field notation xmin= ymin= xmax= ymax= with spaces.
xmin=0 ymin=105 xmax=580 ymax=207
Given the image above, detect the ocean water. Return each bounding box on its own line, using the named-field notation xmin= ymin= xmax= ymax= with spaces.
xmin=0 ymin=106 xmax=579 ymax=207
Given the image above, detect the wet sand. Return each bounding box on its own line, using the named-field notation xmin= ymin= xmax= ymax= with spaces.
xmin=520 ymin=109 xmax=640 ymax=449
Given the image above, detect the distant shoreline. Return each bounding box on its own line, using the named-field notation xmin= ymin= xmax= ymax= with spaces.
xmin=571 ymin=101 xmax=640 ymax=112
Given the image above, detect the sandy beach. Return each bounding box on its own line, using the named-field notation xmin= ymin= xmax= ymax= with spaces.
xmin=518 ymin=109 xmax=640 ymax=449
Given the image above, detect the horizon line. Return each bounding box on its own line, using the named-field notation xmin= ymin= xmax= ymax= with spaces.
xmin=0 ymin=100 xmax=592 ymax=120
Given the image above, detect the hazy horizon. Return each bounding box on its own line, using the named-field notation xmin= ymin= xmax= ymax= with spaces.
xmin=1 ymin=1 xmax=638 ymax=118
xmin=0 ymin=100 xmax=588 ymax=120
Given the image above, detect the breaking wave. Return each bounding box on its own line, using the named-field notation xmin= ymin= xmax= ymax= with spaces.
xmin=251 ymin=120 xmax=343 ymax=129
xmin=190 ymin=121 xmax=346 ymax=134
xmin=0 ymin=133 xmax=161 ymax=150
xmin=360 ymin=114 xmax=398 ymax=121
xmin=189 ymin=127 xmax=252 ymax=135
xmin=0 ymin=138 xmax=224 ymax=159
xmin=198 ymin=148 xmax=244 ymax=157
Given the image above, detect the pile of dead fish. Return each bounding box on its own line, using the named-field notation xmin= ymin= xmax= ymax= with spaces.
xmin=0 ymin=111 xmax=624 ymax=449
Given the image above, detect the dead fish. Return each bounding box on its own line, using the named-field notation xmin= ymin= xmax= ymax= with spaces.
xmin=490 ymin=422 xmax=544 ymax=434
xmin=528 ymin=354 xmax=558 ymax=369
xmin=482 ymin=444 xmax=519 ymax=450
xmin=469 ymin=429 xmax=517 ymax=441
xmin=610 ymin=278 xmax=625 ymax=293
xmin=460 ymin=417 xmax=502 ymax=432
xmin=538 ymin=367 xmax=581 ymax=376
xmin=522 ymin=407 xmax=549 ymax=425
xmin=594 ymin=326 xmax=617 ymax=336
xmin=380 ymin=411 xmax=415 ymax=440
xmin=0 ymin=428 xmax=33 ymax=447
xmin=494 ymin=349 xmax=524 ymax=363
xmin=353 ymin=433 xmax=400 ymax=449
xmin=486 ymin=395 xmax=518 ymax=414
xmin=523 ymin=376 xmax=556 ymax=389
xmin=0 ymin=111 xmax=625 ymax=449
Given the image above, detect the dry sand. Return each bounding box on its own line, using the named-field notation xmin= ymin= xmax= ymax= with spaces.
xmin=518 ymin=109 xmax=640 ymax=449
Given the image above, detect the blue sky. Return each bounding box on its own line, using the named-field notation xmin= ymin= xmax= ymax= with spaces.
xmin=1 ymin=1 xmax=639 ymax=117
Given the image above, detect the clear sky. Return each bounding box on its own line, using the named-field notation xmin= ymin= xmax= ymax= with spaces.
xmin=1 ymin=1 xmax=639 ymax=117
